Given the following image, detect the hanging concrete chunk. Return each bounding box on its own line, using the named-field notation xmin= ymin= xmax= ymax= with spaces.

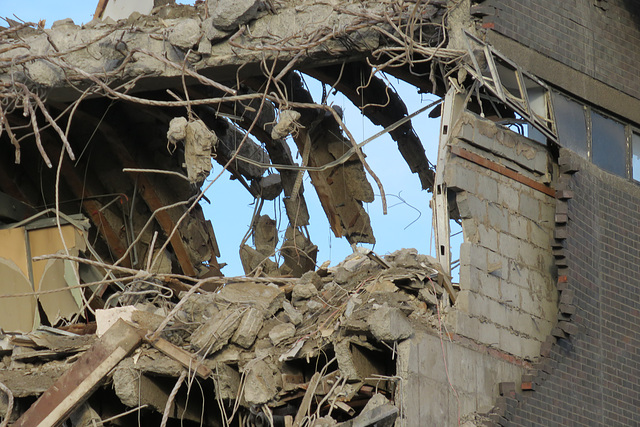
xmin=368 ymin=306 xmax=413 ymax=341
xmin=271 ymin=110 xmax=302 ymax=140
xmin=280 ymin=226 xmax=318 ymax=277
xmin=167 ymin=118 xmax=216 ymax=185
xmin=254 ymin=214 xmax=278 ymax=257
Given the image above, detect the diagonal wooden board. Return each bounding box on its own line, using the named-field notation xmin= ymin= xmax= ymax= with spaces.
xmin=13 ymin=319 xmax=143 ymax=427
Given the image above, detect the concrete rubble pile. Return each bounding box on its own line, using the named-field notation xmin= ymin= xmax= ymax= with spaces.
xmin=0 ymin=248 xmax=453 ymax=426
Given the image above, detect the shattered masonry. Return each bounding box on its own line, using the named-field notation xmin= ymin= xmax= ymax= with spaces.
xmin=1 ymin=0 xmax=640 ymax=426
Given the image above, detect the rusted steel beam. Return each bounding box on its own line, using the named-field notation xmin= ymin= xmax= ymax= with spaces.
xmin=43 ymin=145 xmax=131 ymax=267
xmin=107 ymin=138 xmax=197 ymax=277
xmin=450 ymin=146 xmax=556 ymax=197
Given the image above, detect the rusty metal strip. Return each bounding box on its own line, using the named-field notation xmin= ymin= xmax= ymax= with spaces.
xmin=44 ymin=144 xmax=131 ymax=267
xmin=450 ymin=146 xmax=556 ymax=197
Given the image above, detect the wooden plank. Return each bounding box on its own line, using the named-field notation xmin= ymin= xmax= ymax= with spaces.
xmin=450 ymin=146 xmax=556 ymax=197
xmin=292 ymin=372 xmax=321 ymax=427
xmin=13 ymin=320 xmax=142 ymax=427
xmin=145 ymin=335 xmax=212 ymax=379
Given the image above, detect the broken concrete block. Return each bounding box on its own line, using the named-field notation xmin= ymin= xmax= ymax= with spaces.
xmin=258 ymin=174 xmax=283 ymax=200
xmin=190 ymin=308 xmax=243 ymax=355
xmin=282 ymin=300 xmax=303 ymax=326
xmin=202 ymin=17 xmax=230 ymax=41
xmin=418 ymin=288 xmax=438 ymax=306
xmin=208 ymin=0 xmax=261 ymax=31
xmin=239 ymin=243 xmax=279 ymax=276
xmin=244 ymin=359 xmax=279 ymax=404
xmin=231 ymin=307 xmax=263 ymax=348
xmin=292 ymin=282 xmax=318 ymax=303
xmin=216 ymin=282 xmax=284 ymax=316
xmin=368 ymin=307 xmax=413 ymax=341
xmin=269 ymin=322 xmax=296 ymax=346
xmin=211 ymin=363 xmax=240 ymax=400
xmin=169 ymin=19 xmax=201 ymax=49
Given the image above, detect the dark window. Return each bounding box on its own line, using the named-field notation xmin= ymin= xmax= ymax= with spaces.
xmin=591 ymin=112 xmax=626 ymax=177
xmin=552 ymin=92 xmax=588 ymax=157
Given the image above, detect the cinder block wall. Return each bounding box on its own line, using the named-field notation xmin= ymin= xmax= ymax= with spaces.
xmin=506 ymin=151 xmax=640 ymax=426
xmin=445 ymin=112 xmax=557 ymax=360
xmin=480 ymin=0 xmax=640 ymax=100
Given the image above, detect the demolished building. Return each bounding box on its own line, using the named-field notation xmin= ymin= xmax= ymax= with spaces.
xmin=0 ymin=0 xmax=639 ymax=425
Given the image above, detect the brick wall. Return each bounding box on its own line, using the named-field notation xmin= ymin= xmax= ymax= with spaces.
xmin=480 ymin=0 xmax=640 ymax=101
xmin=445 ymin=112 xmax=557 ymax=361
xmin=505 ymin=151 xmax=640 ymax=426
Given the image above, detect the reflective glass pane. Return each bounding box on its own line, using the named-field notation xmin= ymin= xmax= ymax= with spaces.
xmin=551 ymin=92 xmax=588 ymax=156
xmin=633 ymin=133 xmax=640 ymax=181
xmin=592 ymin=112 xmax=626 ymax=177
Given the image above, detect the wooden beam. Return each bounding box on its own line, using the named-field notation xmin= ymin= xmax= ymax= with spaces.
xmin=13 ymin=319 xmax=142 ymax=427
xmin=450 ymin=146 xmax=556 ymax=197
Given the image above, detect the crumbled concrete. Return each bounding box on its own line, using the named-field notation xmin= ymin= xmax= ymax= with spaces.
xmin=190 ymin=308 xmax=243 ymax=355
xmin=208 ymin=0 xmax=261 ymax=31
xmin=25 ymin=60 xmax=64 ymax=87
xmin=368 ymin=306 xmax=413 ymax=341
xmin=202 ymin=17 xmax=230 ymax=42
xmin=243 ymin=359 xmax=279 ymax=404
xmin=215 ymin=282 xmax=284 ymax=316
xmin=211 ymin=363 xmax=240 ymax=400
xmin=168 ymin=19 xmax=201 ymax=49
xmin=268 ymin=322 xmax=296 ymax=346
xmin=292 ymin=282 xmax=318 ymax=304
xmin=231 ymin=307 xmax=263 ymax=349
xmin=282 ymin=300 xmax=303 ymax=325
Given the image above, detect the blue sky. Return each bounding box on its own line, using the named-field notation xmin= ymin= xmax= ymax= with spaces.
xmin=1 ymin=1 xmax=460 ymax=277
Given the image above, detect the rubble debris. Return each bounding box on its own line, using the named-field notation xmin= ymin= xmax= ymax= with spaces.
xmin=13 ymin=319 xmax=142 ymax=427
xmin=0 ymin=248 xmax=451 ymax=425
